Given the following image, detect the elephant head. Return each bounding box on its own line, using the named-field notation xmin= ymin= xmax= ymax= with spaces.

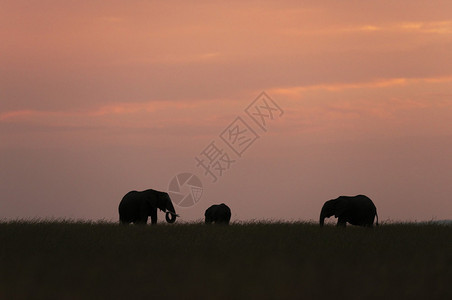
xmin=157 ymin=192 xmax=178 ymax=223
xmin=320 ymin=199 xmax=333 ymax=226
xmin=319 ymin=198 xmax=347 ymax=226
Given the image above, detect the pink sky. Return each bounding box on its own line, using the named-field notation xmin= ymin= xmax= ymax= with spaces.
xmin=1 ymin=1 xmax=451 ymax=222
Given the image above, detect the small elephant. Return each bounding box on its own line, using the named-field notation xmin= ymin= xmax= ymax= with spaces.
xmin=205 ymin=203 xmax=231 ymax=224
xmin=118 ymin=189 xmax=178 ymax=225
xmin=320 ymin=195 xmax=378 ymax=227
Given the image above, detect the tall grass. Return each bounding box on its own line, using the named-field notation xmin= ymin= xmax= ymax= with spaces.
xmin=0 ymin=221 xmax=451 ymax=299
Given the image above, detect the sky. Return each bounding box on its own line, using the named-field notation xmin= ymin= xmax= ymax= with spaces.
xmin=1 ymin=0 xmax=451 ymax=223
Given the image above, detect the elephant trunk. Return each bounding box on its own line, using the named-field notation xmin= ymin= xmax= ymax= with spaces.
xmin=319 ymin=208 xmax=326 ymax=227
xmin=165 ymin=212 xmax=177 ymax=223
xmin=165 ymin=201 xmax=178 ymax=223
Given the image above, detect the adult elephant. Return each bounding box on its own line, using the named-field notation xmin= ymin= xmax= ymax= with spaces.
xmin=205 ymin=203 xmax=231 ymax=224
xmin=320 ymin=195 xmax=378 ymax=227
xmin=118 ymin=189 xmax=178 ymax=225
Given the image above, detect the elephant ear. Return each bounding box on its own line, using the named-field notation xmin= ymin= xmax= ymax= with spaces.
xmin=334 ymin=197 xmax=349 ymax=218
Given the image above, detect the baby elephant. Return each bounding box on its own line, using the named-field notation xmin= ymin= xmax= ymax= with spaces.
xmin=205 ymin=203 xmax=231 ymax=224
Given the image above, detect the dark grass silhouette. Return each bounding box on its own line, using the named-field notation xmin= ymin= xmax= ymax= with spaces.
xmin=0 ymin=221 xmax=451 ymax=299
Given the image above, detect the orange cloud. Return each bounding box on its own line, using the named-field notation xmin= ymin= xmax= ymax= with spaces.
xmin=0 ymin=110 xmax=36 ymax=121
xmin=269 ymin=76 xmax=452 ymax=96
xmin=400 ymin=21 xmax=452 ymax=33
xmin=0 ymin=98 xmax=241 ymax=135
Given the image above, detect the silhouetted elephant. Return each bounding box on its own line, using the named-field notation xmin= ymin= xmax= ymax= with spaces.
xmin=320 ymin=195 xmax=378 ymax=227
xmin=205 ymin=203 xmax=231 ymax=224
xmin=118 ymin=189 xmax=178 ymax=225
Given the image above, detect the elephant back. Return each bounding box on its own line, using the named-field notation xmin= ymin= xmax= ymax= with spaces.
xmin=205 ymin=203 xmax=231 ymax=224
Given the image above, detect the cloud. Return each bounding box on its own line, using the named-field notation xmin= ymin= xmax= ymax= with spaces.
xmin=268 ymin=76 xmax=452 ymax=95
xmin=0 ymin=101 xmax=187 ymax=122
xmin=400 ymin=21 xmax=452 ymax=34
xmin=0 ymin=97 xmax=242 ymax=139
xmin=342 ymin=21 xmax=452 ymax=34
xmin=2 ymin=1 xmax=452 ymax=114
xmin=2 ymin=75 xmax=450 ymax=141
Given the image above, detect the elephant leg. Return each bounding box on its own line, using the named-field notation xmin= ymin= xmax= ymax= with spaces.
xmin=337 ymin=218 xmax=347 ymax=227
xmin=150 ymin=208 xmax=158 ymax=225
xmin=137 ymin=209 xmax=149 ymax=225
xmin=363 ymin=216 xmax=375 ymax=227
xmin=365 ymin=222 xmax=374 ymax=228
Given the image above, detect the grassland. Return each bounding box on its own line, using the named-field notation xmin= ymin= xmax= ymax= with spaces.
xmin=0 ymin=221 xmax=451 ymax=299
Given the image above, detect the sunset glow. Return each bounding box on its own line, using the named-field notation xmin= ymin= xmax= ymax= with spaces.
xmin=1 ymin=1 xmax=451 ymax=222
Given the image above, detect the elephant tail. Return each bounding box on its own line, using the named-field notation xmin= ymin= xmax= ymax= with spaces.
xmin=375 ymin=212 xmax=379 ymax=226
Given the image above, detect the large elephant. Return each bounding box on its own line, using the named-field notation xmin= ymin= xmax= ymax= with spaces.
xmin=118 ymin=189 xmax=178 ymax=225
xmin=205 ymin=203 xmax=231 ymax=224
xmin=320 ymin=195 xmax=378 ymax=227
